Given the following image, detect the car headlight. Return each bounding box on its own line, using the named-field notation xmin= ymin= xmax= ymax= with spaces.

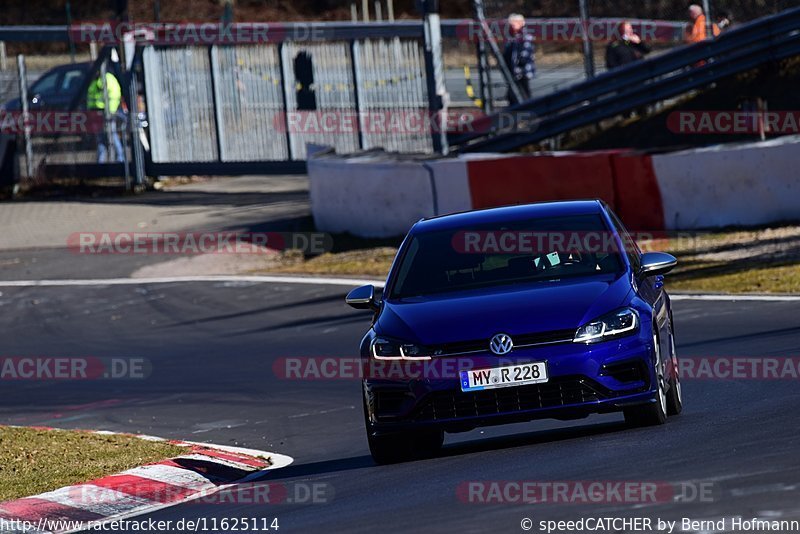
xmin=371 ymin=337 xmax=431 ymax=360
xmin=573 ymin=308 xmax=639 ymax=344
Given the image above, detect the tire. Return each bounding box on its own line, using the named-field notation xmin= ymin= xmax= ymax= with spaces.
xmin=362 ymin=389 xmax=443 ymax=464
xmin=666 ymin=324 xmax=683 ymax=416
xmin=624 ymin=329 xmax=668 ymax=427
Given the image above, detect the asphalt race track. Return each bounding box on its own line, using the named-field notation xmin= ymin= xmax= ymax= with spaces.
xmin=2 ymin=280 xmax=800 ymax=532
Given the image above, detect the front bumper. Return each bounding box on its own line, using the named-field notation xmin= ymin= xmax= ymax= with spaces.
xmin=364 ymin=330 xmax=657 ymax=434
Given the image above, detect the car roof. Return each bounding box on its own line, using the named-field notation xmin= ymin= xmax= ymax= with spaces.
xmin=40 ymin=62 xmax=92 ymax=75
xmin=413 ymin=200 xmax=606 ymax=234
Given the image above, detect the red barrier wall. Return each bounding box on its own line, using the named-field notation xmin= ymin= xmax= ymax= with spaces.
xmin=465 ymin=150 xmax=666 ymax=232
xmin=467 ymin=153 xmax=618 ymax=210
xmin=610 ymin=153 xmax=666 ymax=232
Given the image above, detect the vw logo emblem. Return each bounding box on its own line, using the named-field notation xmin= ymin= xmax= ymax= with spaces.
xmin=489 ymin=333 xmax=514 ymax=355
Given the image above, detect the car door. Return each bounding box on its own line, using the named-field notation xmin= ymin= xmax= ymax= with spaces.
xmin=50 ymin=68 xmax=87 ymax=110
xmin=28 ymin=66 xmax=87 ymax=111
xmin=28 ymin=70 xmax=62 ymax=110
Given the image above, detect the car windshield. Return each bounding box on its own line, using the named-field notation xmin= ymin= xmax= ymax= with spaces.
xmin=388 ymin=214 xmax=624 ymax=299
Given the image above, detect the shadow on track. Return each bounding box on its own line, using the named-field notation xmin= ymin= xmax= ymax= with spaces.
xmin=254 ymin=420 xmax=630 ymax=482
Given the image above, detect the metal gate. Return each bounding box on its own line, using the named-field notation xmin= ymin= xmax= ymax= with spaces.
xmin=142 ymin=36 xmax=433 ymax=165
xmin=144 ymin=47 xmax=218 ymax=163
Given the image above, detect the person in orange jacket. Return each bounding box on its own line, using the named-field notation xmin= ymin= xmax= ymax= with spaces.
xmin=685 ymin=4 xmax=720 ymax=44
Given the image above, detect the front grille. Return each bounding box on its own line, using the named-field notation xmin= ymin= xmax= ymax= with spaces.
xmin=414 ymin=377 xmax=605 ymax=422
xmin=431 ymin=328 xmax=575 ymax=356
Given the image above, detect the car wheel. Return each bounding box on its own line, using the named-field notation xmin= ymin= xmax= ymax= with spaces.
xmin=624 ymin=329 xmax=668 ymax=427
xmin=666 ymin=325 xmax=683 ymax=416
xmin=362 ymin=390 xmax=443 ymax=464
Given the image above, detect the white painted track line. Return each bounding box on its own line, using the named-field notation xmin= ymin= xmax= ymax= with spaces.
xmin=670 ymin=294 xmax=800 ymax=302
xmin=0 ymin=276 xmax=798 ymax=301
xmin=0 ymin=275 xmax=386 ymax=288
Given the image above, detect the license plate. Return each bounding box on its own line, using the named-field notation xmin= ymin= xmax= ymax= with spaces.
xmin=460 ymin=362 xmax=549 ymax=392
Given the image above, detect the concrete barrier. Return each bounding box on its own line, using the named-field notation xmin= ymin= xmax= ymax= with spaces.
xmin=308 ymin=136 xmax=800 ymax=238
xmin=653 ymin=136 xmax=800 ymax=229
xmin=308 ymin=152 xmax=437 ymax=238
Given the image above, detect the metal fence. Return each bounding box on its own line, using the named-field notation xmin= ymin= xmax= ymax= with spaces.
xmin=213 ymin=44 xmax=288 ymax=161
xmin=281 ymin=41 xmax=361 ymax=159
xmin=353 ymin=38 xmax=431 ymax=154
xmin=142 ymin=38 xmax=432 ymax=164
xmin=144 ymin=47 xmax=217 ymax=163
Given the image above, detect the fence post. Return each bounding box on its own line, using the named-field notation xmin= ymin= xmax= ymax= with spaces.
xmin=65 ymin=0 xmax=76 ymax=63
xmin=702 ymin=0 xmax=714 ymax=39
xmin=128 ymin=52 xmax=146 ymax=188
xmin=471 ymin=0 xmax=493 ymax=114
xmin=0 ymin=42 xmax=7 ymax=71
xmin=16 ymin=55 xmax=34 ymax=179
xmin=349 ymin=40 xmax=365 ymax=150
xmin=208 ymin=46 xmax=225 ymax=163
xmin=578 ymin=0 xmax=595 ymax=79
xmin=277 ymin=43 xmax=294 ymax=161
xmin=421 ymin=0 xmax=449 ymax=154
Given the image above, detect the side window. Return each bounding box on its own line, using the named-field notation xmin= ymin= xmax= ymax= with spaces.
xmin=31 ymin=72 xmax=60 ymax=95
xmin=609 ymin=210 xmax=641 ymax=272
xmin=60 ymin=70 xmax=84 ymax=93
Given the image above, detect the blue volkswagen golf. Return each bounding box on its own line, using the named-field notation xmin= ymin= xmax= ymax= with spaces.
xmin=346 ymin=200 xmax=682 ymax=464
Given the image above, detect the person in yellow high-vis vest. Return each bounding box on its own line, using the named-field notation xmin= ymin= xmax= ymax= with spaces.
xmin=87 ymin=70 xmax=124 ymax=163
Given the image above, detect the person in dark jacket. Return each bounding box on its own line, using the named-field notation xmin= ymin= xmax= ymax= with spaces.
xmin=605 ymin=21 xmax=651 ymax=70
xmin=503 ymin=13 xmax=536 ymax=105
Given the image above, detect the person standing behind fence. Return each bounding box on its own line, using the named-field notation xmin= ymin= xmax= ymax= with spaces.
xmin=87 ymin=69 xmax=124 ymax=163
xmin=605 ymin=21 xmax=651 ymax=70
xmin=503 ymin=13 xmax=536 ymax=106
xmin=685 ymin=4 xmax=720 ymax=44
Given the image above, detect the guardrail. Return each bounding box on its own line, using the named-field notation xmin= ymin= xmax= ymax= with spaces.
xmin=450 ymin=6 xmax=800 ymax=153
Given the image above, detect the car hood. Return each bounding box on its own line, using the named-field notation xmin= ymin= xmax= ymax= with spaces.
xmin=377 ymin=274 xmax=632 ymax=345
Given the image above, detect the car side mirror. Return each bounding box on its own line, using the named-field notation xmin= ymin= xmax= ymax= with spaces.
xmin=346 ymin=284 xmax=380 ymax=311
xmin=639 ymin=252 xmax=677 ymax=277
